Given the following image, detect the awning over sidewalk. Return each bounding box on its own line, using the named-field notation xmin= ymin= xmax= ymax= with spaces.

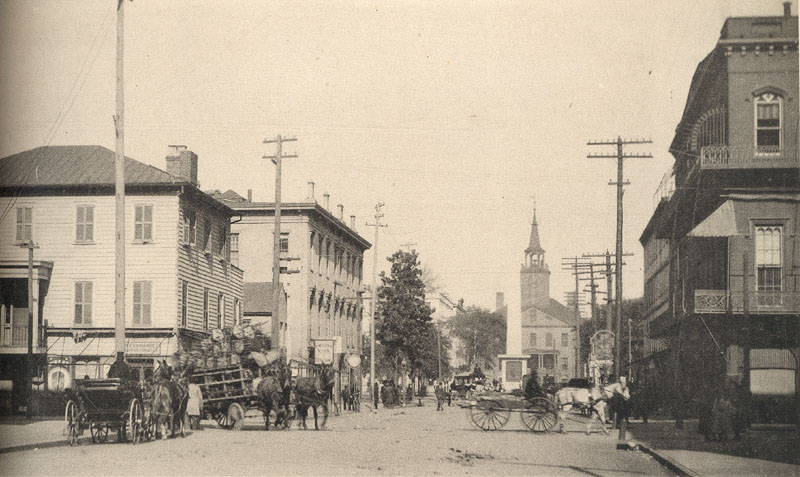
xmin=688 ymin=200 xmax=738 ymax=237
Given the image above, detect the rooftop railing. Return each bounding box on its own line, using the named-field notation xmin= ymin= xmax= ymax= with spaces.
xmin=700 ymin=145 xmax=798 ymax=170
xmin=695 ymin=289 xmax=800 ymax=314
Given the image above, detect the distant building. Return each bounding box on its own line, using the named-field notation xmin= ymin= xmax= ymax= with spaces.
xmin=220 ymin=183 xmax=369 ymax=390
xmin=0 ymin=145 xmax=243 ymax=413
xmin=640 ymin=5 xmax=798 ymax=423
xmin=425 ymin=290 xmax=467 ymax=374
xmin=242 ymin=282 xmax=287 ymax=341
xmin=498 ymin=210 xmax=581 ymax=389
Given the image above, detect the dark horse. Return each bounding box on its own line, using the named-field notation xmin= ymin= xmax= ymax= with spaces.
xmin=256 ymin=364 xmax=291 ymax=430
xmin=295 ymin=366 xmax=334 ymax=430
xmin=151 ymin=361 xmax=188 ymax=439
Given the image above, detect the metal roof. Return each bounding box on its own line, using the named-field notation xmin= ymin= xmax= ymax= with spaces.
xmin=0 ymin=145 xmax=184 ymax=188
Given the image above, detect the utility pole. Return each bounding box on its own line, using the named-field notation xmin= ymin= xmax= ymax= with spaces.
xmin=264 ymin=135 xmax=297 ymax=350
xmin=114 ymin=0 xmax=126 ymax=362
xmin=18 ymin=241 xmax=38 ymax=419
xmin=366 ymin=203 xmax=386 ymax=408
xmin=588 ymin=137 xmax=652 ymax=377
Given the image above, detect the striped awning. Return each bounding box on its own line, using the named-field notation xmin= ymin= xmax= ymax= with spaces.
xmin=750 ymin=349 xmax=797 ymax=370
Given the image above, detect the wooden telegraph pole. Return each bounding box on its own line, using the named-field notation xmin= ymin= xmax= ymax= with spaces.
xmin=366 ymin=203 xmax=386 ymax=407
xmin=587 ymin=136 xmax=651 ymax=378
xmin=114 ymin=0 xmax=126 ymax=362
xmin=263 ymin=135 xmax=297 ymax=351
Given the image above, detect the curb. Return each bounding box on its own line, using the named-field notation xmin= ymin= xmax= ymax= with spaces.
xmin=631 ymin=441 xmax=700 ymax=477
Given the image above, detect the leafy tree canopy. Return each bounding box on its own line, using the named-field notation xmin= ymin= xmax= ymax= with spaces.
xmin=447 ymin=306 xmax=506 ymax=371
xmin=376 ymin=250 xmax=435 ymax=378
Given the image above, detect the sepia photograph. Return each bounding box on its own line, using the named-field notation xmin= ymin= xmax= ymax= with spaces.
xmin=0 ymin=1 xmax=798 ymax=475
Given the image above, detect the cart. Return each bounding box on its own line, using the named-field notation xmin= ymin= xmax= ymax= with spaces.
xmin=465 ymin=393 xmax=558 ymax=432
xmin=64 ymin=378 xmax=145 ymax=446
xmin=189 ymin=364 xmax=260 ymax=430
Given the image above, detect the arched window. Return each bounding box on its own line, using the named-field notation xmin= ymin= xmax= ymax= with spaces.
xmin=754 ymin=92 xmax=782 ymax=154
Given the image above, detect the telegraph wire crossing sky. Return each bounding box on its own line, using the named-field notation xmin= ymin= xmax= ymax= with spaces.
xmin=0 ymin=0 xmax=781 ymax=311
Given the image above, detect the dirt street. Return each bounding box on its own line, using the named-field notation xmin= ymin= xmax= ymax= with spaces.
xmin=0 ymin=400 xmax=671 ymax=476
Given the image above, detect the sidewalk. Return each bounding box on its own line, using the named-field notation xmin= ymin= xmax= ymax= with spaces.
xmin=0 ymin=419 xmax=67 ymax=453
xmin=626 ymin=419 xmax=800 ymax=476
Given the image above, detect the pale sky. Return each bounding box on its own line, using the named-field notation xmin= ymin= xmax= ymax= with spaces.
xmin=0 ymin=0 xmax=788 ymax=312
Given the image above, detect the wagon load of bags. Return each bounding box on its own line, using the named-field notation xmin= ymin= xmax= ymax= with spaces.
xmin=172 ymin=322 xmax=274 ymax=371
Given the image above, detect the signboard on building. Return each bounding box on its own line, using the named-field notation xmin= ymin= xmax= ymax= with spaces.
xmin=590 ymin=330 xmax=615 ymax=361
xmin=313 ymin=339 xmax=335 ymax=365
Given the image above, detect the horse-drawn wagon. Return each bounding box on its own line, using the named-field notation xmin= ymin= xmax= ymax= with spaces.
xmin=465 ymin=393 xmax=559 ymax=432
xmin=189 ymin=363 xmax=259 ymax=430
xmin=64 ymin=378 xmax=146 ymax=445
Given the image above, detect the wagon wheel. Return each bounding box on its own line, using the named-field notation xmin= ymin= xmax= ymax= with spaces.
xmin=90 ymin=423 xmax=109 ymax=443
xmin=520 ymin=397 xmax=558 ymax=432
xmin=228 ymin=402 xmax=245 ymax=431
xmin=128 ymin=399 xmax=142 ymax=444
xmin=215 ymin=410 xmax=232 ymax=429
xmin=64 ymin=400 xmax=80 ymax=446
xmin=469 ymin=400 xmax=509 ymax=431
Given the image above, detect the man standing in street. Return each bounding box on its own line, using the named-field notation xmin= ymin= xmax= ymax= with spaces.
xmin=605 ymin=375 xmax=631 ymax=445
xmin=187 ymin=382 xmax=204 ymax=430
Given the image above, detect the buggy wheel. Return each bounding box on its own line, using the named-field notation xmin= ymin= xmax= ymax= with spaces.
xmin=469 ymin=400 xmax=509 ymax=431
xmin=228 ymin=403 xmax=245 ymax=431
xmin=90 ymin=423 xmax=109 ymax=443
xmin=214 ymin=411 xmax=231 ymax=429
xmin=64 ymin=400 xmax=80 ymax=446
xmin=521 ymin=397 xmax=558 ymax=432
xmin=128 ymin=399 xmax=142 ymax=444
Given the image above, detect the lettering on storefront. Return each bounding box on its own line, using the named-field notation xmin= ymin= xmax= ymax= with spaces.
xmin=126 ymin=340 xmax=162 ymax=356
xmin=314 ymin=339 xmax=335 ymax=365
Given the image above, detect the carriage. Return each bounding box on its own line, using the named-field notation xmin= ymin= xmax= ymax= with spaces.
xmin=189 ymin=363 xmax=259 ymax=430
xmin=465 ymin=393 xmax=559 ymax=432
xmin=64 ymin=378 xmax=148 ymax=445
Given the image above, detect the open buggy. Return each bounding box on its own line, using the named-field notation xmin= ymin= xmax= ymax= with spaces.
xmin=64 ymin=378 xmax=147 ymax=445
xmin=465 ymin=393 xmax=559 ymax=432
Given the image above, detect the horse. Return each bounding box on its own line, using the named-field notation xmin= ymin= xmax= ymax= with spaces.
xmin=294 ymin=366 xmax=334 ymax=430
xmin=554 ymin=386 xmax=609 ymax=435
xmin=256 ymin=365 xmax=291 ymax=430
xmin=151 ymin=361 xmax=189 ymax=439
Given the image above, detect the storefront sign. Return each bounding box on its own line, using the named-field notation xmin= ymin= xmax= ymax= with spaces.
xmin=126 ymin=340 xmax=163 ymax=356
xmin=314 ymin=339 xmax=335 ymax=365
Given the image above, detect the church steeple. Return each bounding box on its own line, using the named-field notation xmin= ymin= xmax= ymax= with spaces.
xmin=524 ymin=208 xmax=545 ymax=268
xmin=520 ymin=207 xmax=550 ymax=310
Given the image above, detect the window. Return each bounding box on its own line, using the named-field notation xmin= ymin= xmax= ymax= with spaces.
xmin=181 ymin=280 xmax=188 ymax=327
xmin=202 ymin=220 xmax=212 ymax=253
xmin=217 ymin=292 xmax=224 ymax=328
xmin=74 ymin=282 xmax=93 ymax=325
xmin=76 ymin=205 xmax=94 ymax=243
xmin=134 ymin=205 xmax=153 ymax=242
xmin=318 ymin=236 xmax=324 ymax=273
xmin=203 ymin=288 xmax=209 ymax=331
xmin=560 ymin=357 xmax=569 ymax=371
xmin=542 ymin=353 xmax=555 ymax=369
xmin=16 ymin=207 xmax=32 ymax=242
xmin=529 ymin=333 xmax=537 ymax=348
xmin=528 ymin=354 xmax=540 ymax=370
xmin=545 ymin=332 xmax=553 ymax=347
xmin=216 ymin=226 xmax=226 ymax=257
xmin=133 ymin=281 xmax=152 ymax=326
xmin=309 ymin=232 xmax=315 ymax=272
xmin=280 ymin=233 xmax=289 ymax=254
xmin=234 ymin=298 xmax=241 ymax=326
xmin=230 ymin=233 xmax=239 ymax=267
xmin=561 ymin=333 xmax=568 ymax=347
xmin=183 ymin=210 xmax=196 ymax=245
xmin=755 ymin=226 xmax=782 ymax=292
xmin=755 ymin=92 xmax=782 ymax=153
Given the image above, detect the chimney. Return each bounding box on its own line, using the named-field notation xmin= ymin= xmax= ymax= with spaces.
xmin=307 ymin=181 xmax=316 ymax=202
xmin=247 ymin=189 xmax=252 ymax=202
xmin=350 ymin=215 xmax=356 ymax=228
xmin=784 ymin=1 xmax=791 ymax=17
xmin=337 ymin=204 xmax=344 ymax=220
xmin=165 ymin=145 xmax=198 ymax=186
xmin=323 ymin=193 xmax=330 ymax=210
xmin=496 ymin=292 xmax=505 ymax=310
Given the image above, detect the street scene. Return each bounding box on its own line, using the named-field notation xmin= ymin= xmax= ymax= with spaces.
xmin=0 ymin=1 xmax=799 ymax=475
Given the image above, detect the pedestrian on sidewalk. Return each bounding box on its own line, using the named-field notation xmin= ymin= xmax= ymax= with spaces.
xmin=605 ymin=375 xmax=631 ymax=443
xmin=373 ymin=381 xmax=379 ymax=409
xmin=435 ymin=381 xmax=446 ymax=411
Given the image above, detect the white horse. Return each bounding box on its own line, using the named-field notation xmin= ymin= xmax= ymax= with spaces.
xmin=554 ymin=386 xmax=609 ymax=435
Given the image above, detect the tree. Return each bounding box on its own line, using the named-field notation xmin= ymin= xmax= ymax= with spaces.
xmin=447 ymin=306 xmax=506 ymax=372
xmin=375 ymin=250 xmax=435 ymax=380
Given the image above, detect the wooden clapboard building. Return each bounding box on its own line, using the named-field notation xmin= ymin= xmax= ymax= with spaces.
xmin=0 ymin=145 xmax=243 ymax=413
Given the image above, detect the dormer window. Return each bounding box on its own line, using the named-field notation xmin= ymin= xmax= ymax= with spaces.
xmin=755 ymin=92 xmax=782 ymax=154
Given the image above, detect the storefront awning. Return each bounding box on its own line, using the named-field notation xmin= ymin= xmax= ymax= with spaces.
xmin=688 ymin=200 xmax=739 ymax=237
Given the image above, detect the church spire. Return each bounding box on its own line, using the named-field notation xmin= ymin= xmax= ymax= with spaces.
xmin=525 ymin=207 xmax=545 ymax=256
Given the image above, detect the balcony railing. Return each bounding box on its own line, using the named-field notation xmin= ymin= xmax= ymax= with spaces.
xmin=700 ymin=145 xmax=798 ymax=170
xmin=652 ymin=167 xmax=675 ymax=211
xmin=695 ymin=289 xmax=800 ymax=314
